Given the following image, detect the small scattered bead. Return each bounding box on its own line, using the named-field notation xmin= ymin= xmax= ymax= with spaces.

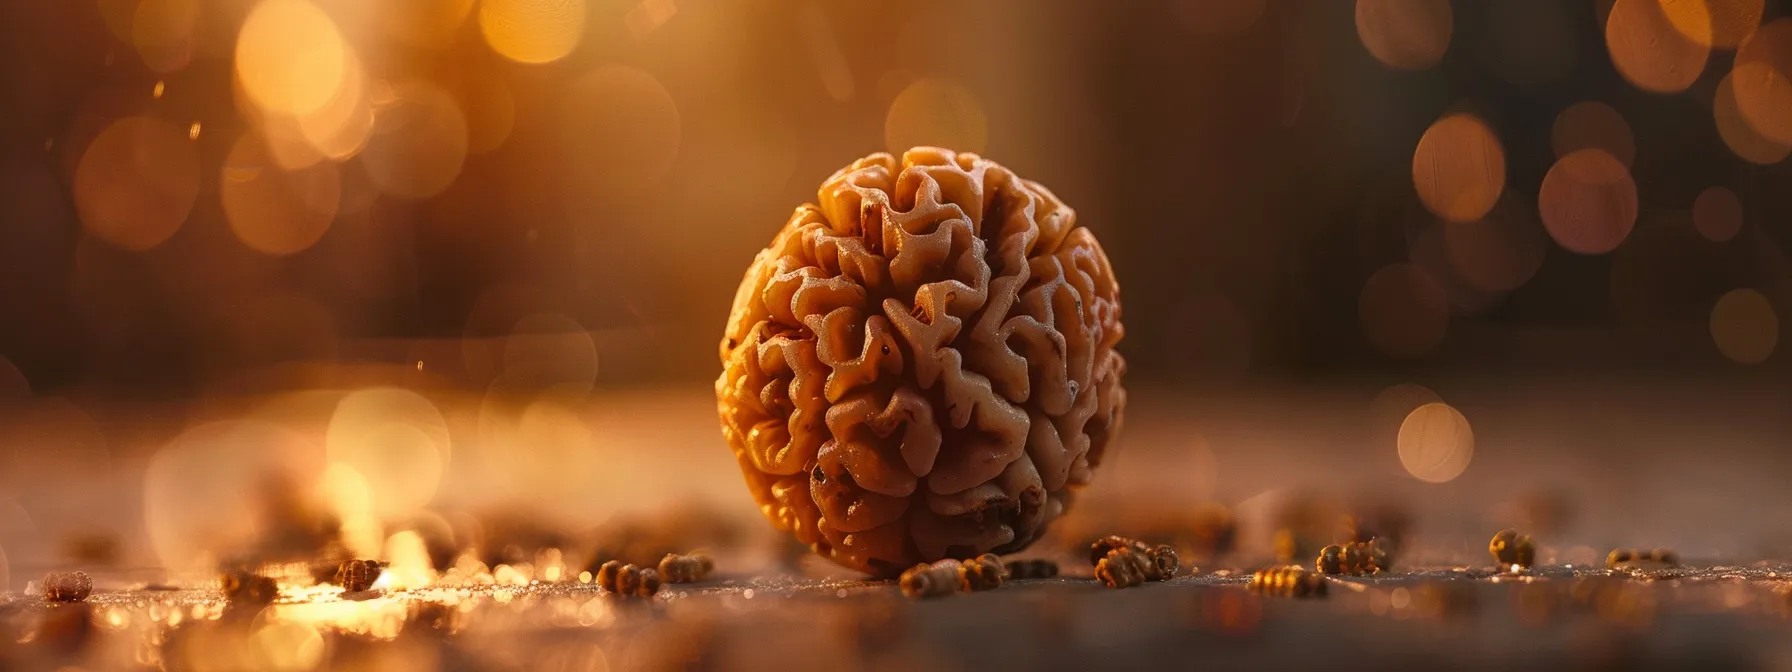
xmin=960 ymin=554 xmax=1005 ymax=592
xmin=899 ymin=560 xmax=963 ymax=599
xmin=658 ymin=552 xmax=715 ymax=583
xmin=1250 ymin=567 xmax=1327 ymax=598
xmin=1095 ymin=547 xmax=1151 ymax=589
xmin=43 ymin=571 xmax=93 ymax=603
xmin=1489 ymin=529 xmax=1537 ymax=569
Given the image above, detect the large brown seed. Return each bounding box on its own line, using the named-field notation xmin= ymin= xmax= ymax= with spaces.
xmin=717 ymin=148 xmax=1126 ymax=575
xmin=43 ymin=571 xmax=93 ymax=603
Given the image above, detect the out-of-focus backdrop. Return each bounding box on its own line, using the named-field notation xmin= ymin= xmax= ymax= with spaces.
xmin=1 ymin=0 xmax=1791 ymax=592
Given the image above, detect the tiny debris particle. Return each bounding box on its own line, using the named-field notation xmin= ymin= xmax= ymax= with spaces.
xmin=1004 ymin=558 xmax=1060 ymax=580
xmin=188 ymin=122 xmax=201 ymax=140
xmin=43 ymin=571 xmax=94 ymax=602
xmin=222 ymin=571 xmax=279 ymax=605
xmin=1250 ymin=566 xmax=1327 ymax=598
xmin=960 ymin=554 xmax=1005 ymax=592
xmin=153 ymin=81 xmax=165 ymax=98
xmin=658 ymin=552 xmax=715 ymax=583
xmin=1095 ymin=547 xmax=1151 ymax=589
xmin=335 ymin=559 xmax=385 ymax=592
xmin=1489 ymin=529 xmax=1537 ymax=569
xmin=1606 ymin=547 xmax=1678 ymax=569
xmin=899 ymin=559 xmax=963 ymax=599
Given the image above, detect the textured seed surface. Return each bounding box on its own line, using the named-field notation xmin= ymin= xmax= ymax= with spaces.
xmin=717 ymin=147 xmax=1126 ymax=575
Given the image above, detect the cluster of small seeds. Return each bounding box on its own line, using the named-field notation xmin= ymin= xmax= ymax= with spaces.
xmin=1249 ymin=567 xmax=1327 ymax=598
xmin=1316 ymin=540 xmax=1388 ymax=576
xmin=658 ymin=552 xmax=715 ymax=583
xmin=335 ymin=559 xmax=385 ymax=592
xmin=1489 ymin=529 xmax=1537 ymax=569
xmin=898 ymin=555 xmax=1007 ymax=599
xmin=1090 ymin=536 xmax=1178 ymax=589
xmin=596 ymin=560 xmax=662 ymax=598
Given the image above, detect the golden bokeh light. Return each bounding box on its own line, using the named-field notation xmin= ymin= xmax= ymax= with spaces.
xmin=1692 ymin=186 xmax=1743 ymax=242
xmin=221 ymin=134 xmax=341 ymax=256
xmin=884 ymin=77 xmax=989 ymax=157
xmin=382 ymin=0 xmax=475 ymax=50
xmin=144 ymin=421 xmax=321 ymax=570
xmin=561 ymin=65 xmax=682 ymax=195
xmin=381 ymin=530 xmax=439 ymax=590
xmin=1177 ymin=0 xmax=1269 ymax=37
xmin=360 ymin=80 xmax=470 ymax=199
xmin=317 ymin=462 xmax=384 ymax=557
xmin=294 ymin=47 xmax=375 ymax=163
xmin=480 ymin=399 xmax=610 ymax=513
xmin=1396 ymin=402 xmax=1474 ymax=484
xmin=1710 ymin=288 xmax=1779 ymax=364
xmin=1369 ymin=382 xmax=1443 ymax=441
xmin=247 ymin=622 xmax=326 ymax=672
xmin=1354 ymin=0 xmax=1453 ymax=70
xmin=1714 ymin=69 xmax=1792 ymax=164
xmin=479 ymin=0 xmax=587 ymax=64
xmin=1538 ymin=149 xmax=1637 ymax=254
xmin=1552 ymin=101 xmax=1635 ymax=166
xmin=1606 ymin=0 xmax=1709 ymax=94
xmin=1412 ymin=113 xmax=1505 ymax=223
xmin=132 ymin=0 xmax=198 ymax=73
xmin=325 ymin=388 xmax=451 ymax=518
xmin=1443 ymin=193 xmax=1547 ymax=292
xmin=236 ymin=0 xmax=349 ymax=116
xmin=494 ymin=312 xmax=600 ymax=397
xmin=459 ymin=70 xmax=516 ymax=155
xmin=73 ymin=116 xmax=201 ymax=251
xmin=1732 ymin=20 xmax=1792 ymax=145
xmin=1663 ymin=0 xmax=1761 ymax=48
xmin=1359 ymin=262 xmax=1450 ymax=358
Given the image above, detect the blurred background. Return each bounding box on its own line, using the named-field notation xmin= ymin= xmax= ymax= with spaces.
xmin=1 ymin=0 xmax=1791 ymax=593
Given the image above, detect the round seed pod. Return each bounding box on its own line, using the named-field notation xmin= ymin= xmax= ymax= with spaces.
xmin=43 ymin=571 xmax=93 ymax=603
xmin=717 ymin=147 xmax=1126 ymax=576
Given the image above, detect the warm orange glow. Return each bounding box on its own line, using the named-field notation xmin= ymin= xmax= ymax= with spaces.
xmin=1412 ymin=113 xmax=1505 ymax=223
xmin=1178 ymin=0 xmax=1268 ymax=37
xmin=383 ymin=0 xmax=475 ymax=50
xmin=1538 ymin=149 xmax=1637 ymax=254
xmin=1359 ymin=263 xmax=1450 ymax=358
xmin=480 ymin=0 xmax=587 ymax=64
xmin=560 ymin=65 xmax=682 ymax=194
xmin=236 ymin=0 xmax=349 ymax=116
xmin=1552 ymin=101 xmax=1635 ymax=166
xmin=1710 ymin=288 xmax=1778 ymax=364
xmin=1692 ymin=186 xmax=1743 ymax=242
xmin=325 ymin=388 xmax=450 ymax=517
xmin=1732 ymin=20 xmax=1792 ymax=145
xmin=360 ymin=80 xmax=470 ymax=199
xmin=1397 ymin=402 xmax=1474 ymax=483
xmin=73 ymin=116 xmax=201 ymax=251
xmin=1354 ymin=0 xmax=1453 ymax=70
xmin=221 ymin=134 xmax=340 ymax=256
xmin=1606 ymin=0 xmax=1709 ymax=94
xmin=1444 ymin=194 xmax=1547 ymax=292
xmin=885 ymin=77 xmax=989 ymax=156
xmin=1714 ymin=69 xmax=1792 ymax=164
xmin=132 ymin=0 xmax=198 ymax=73
xmin=1663 ymin=0 xmax=1761 ymax=48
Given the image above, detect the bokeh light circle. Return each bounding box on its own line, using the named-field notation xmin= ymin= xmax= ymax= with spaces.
xmin=1665 ymin=0 xmax=1762 ymax=48
xmin=480 ymin=0 xmax=587 ymax=64
xmin=561 ymin=65 xmax=682 ymax=195
xmin=383 ymin=0 xmax=475 ymax=50
xmin=1714 ymin=70 xmax=1792 ymax=163
xmin=884 ymin=77 xmax=990 ymax=156
xmin=1552 ymin=101 xmax=1635 ymax=166
xmin=1354 ymin=0 xmax=1453 ymax=70
xmin=1412 ymin=113 xmax=1505 ymax=223
xmin=221 ymin=134 xmax=340 ymax=255
xmin=1732 ymin=20 xmax=1792 ymax=145
xmin=1443 ymin=193 xmax=1547 ymax=292
xmin=496 ymin=313 xmax=600 ymax=396
xmin=360 ymin=80 xmax=470 ymax=199
xmin=73 ymin=116 xmax=201 ymax=251
xmin=1692 ymin=186 xmax=1744 ymax=242
xmin=1397 ymin=402 xmax=1474 ymax=483
xmin=1359 ymin=262 xmax=1450 ymax=358
xmin=236 ymin=0 xmax=348 ymax=115
xmin=325 ymin=388 xmax=450 ymax=518
xmin=1538 ymin=149 xmax=1638 ymax=254
xmin=132 ymin=0 xmax=199 ymax=73
xmin=1606 ymin=0 xmax=1710 ymax=94
xmin=1710 ymin=288 xmax=1778 ymax=364
xmin=143 ymin=421 xmax=321 ymax=570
